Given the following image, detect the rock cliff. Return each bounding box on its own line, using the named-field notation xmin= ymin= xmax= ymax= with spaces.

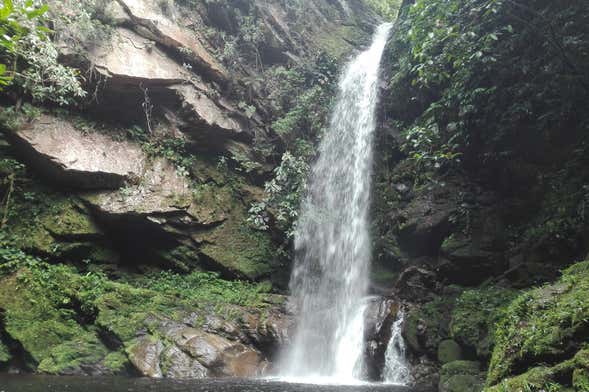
xmin=0 ymin=0 xmax=384 ymax=378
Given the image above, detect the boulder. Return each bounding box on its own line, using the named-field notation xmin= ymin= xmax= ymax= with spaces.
xmin=127 ymin=336 xmax=164 ymax=378
xmin=11 ymin=114 xmax=145 ymax=189
xmin=411 ymin=357 xmax=440 ymax=391
xmin=438 ymin=361 xmax=483 ymax=392
xmin=160 ymin=345 xmax=208 ymax=379
xmin=437 ymin=340 xmax=464 ymax=364
xmin=158 ymin=321 xmax=267 ymax=377
xmin=239 ymin=306 xmax=295 ymax=352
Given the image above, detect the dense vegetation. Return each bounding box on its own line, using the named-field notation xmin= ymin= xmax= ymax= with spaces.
xmin=378 ymin=0 xmax=589 ymax=391
xmin=387 ymin=0 xmax=589 ymax=175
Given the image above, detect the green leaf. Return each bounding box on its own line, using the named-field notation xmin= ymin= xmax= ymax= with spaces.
xmin=0 ymin=0 xmax=13 ymax=20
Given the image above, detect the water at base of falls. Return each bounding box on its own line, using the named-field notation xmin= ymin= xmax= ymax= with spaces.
xmin=279 ymin=23 xmax=394 ymax=383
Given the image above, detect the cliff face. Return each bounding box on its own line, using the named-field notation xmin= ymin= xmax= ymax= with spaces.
xmin=374 ymin=0 xmax=589 ymax=390
xmin=0 ymin=0 xmax=383 ymax=377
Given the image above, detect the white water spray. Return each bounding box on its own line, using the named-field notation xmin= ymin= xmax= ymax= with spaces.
xmin=280 ymin=23 xmax=393 ymax=383
xmin=383 ymin=311 xmax=412 ymax=385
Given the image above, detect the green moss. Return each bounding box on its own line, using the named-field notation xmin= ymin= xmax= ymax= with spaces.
xmin=486 ymin=364 xmax=575 ymax=392
xmin=37 ymin=332 xmax=109 ymax=374
xmin=487 ymin=261 xmax=589 ymax=387
xmin=450 ymin=287 xmax=518 ymax=358
xmin=316 ymin=25 xmax=365 ymax=60
xmin=2 ymin=174 xmax=114 ymax=264
xmin=103 ymin=350 xmax=129 ymax=373
xmin=0 ymin=266 xmax=110 ymax=373
xmin=93 ymin=283 xmax=178 ymax=343
xmin=405 ymin=294 xmax=457 ymax=353
xmin=200 ymin=207 xmax=278 ymax=280
xmin=0 ymin=242 xmax=273 ymax=373
xmin=189 ymin=183 xmax=232 ymax=224
xmin=440 ymin=361 xmax=483 ymax=392
xmin=438 ymin=339 xmax=464 ymax=364
xmin=0 ymin=340 xmax=10 ymax=364
xmin=443 ymin=360 xmax=481 ymax=377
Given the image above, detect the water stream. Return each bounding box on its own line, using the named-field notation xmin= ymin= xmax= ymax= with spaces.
xmin=280 ymin=23 xmax=394 ymax=383
xmin=383 ymin=311 xmax=412 ymax=385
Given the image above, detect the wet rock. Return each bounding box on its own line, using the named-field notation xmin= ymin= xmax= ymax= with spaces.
xmin=127 ymin=336 xmax=164 ymax=378
xmin=158 ymin=321 xmax=267 ymax=377
xmin=363 ymin=297 xmax=400 ymax=380
xmin=411 ymin=356 xmax=440 ymax=391
xmin=160 ymin=345 xmax=208 ymax=379
xmin=11 ymin=114 xmax=145 ymax=189
xmin=394 ymin=267 xmax=442 ymax=303
xmin=240 ymin=306 xmax=295 ymax=353
xmin=438 ymin=360 xmax=483 ymax=392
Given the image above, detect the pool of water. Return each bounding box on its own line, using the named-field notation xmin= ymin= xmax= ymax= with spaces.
xmin=0 ymin=376 xmax=430 ymax=392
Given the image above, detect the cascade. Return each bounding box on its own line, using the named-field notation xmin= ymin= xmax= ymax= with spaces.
xmin=280 ymin=23 xmax=394 ymax=383
xmin=383 ymin=311 xmax=412 ymax=384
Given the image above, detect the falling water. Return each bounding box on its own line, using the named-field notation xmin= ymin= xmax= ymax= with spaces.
xmin=383 ymin=311 xmax=412 ymax=385
xmin=281 ymin=23 xmax=393 ymax=383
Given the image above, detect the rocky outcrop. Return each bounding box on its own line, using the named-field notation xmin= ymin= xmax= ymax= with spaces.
xmin=10 ymin=114 xmax=144 ymax=189
xmin=111 ymin=0 xmax=228 ymax=83
xmin=123 ymin=303 xmax=295 ymax=379
xmin=0 ymin=0 xmax=386 ymax=380
xmin=127 ymin=337 xmax=164 ymax=378
xmin=363 ymin=297 xmax=400 ymax=380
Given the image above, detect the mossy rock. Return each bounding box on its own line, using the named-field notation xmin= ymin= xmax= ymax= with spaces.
xmin=438 ymin=339 xmax=464 ymax=364
xmin=485 ymin=363 xmax=576 ymax=392
xmin=199 ymin=206 xmax=278 ymax=280
xmin=573 ymin=368 xmax=589 ymax=391
xmin=37 ymin=333 xmax=110 ymax=374
xmin=450 ymin=286 xmax=518 ymax=358
xmin=439 ymin=361 xmax=483 ymax=392
xmin=487 ymin=261 xmax=589 ymax=387
xmin=4 ymin=183 xmax=116 ymax=264
xmin=93 ymin=282 xmax=179 ymax=344
xmin=404 ymin=294 xmax=458 ymax=355
xmin=0 ymin=269 xmax=110 ymax=373
xmin=103 ymin=350 xmax=129 ymax=374
xmin=315 ymin=25 xmax=366 ymax=60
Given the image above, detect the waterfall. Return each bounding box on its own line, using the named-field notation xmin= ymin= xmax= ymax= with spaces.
xmin=280 ymin=23 xmax=393 ymax=383
xmin=383 ymin=311 xmax=412 ymax=385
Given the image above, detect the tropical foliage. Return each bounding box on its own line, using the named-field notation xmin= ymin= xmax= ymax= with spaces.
xmin=390 ymin=0 xmax=589 ymax=173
